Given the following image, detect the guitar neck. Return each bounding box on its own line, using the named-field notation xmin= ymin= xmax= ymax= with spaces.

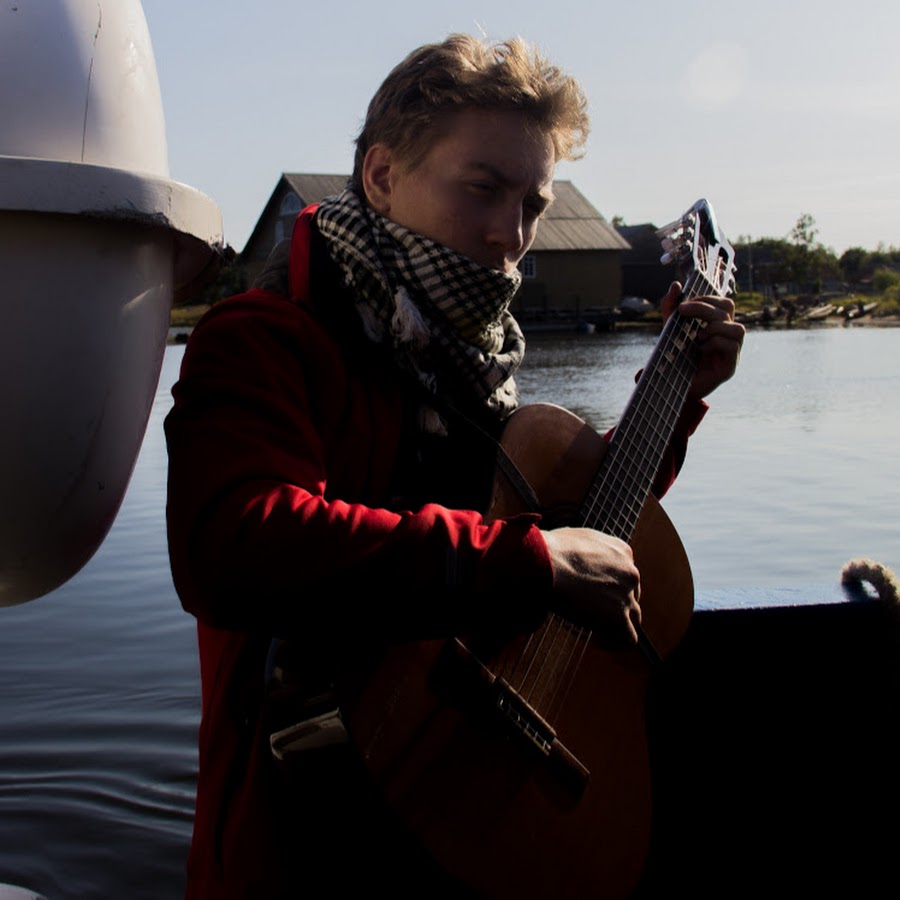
xmin=579 ymin=271 xmax=712 ymax=542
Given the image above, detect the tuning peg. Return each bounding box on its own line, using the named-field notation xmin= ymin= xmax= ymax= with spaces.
xmin=656 ymin=217 xmax=683 ymax=238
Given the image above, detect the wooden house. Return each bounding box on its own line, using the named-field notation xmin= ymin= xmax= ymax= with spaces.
xmin=239 ymin=174 xmax=629 ymax=325
xmin=616 ymin=222 xmax=674 ymax=305
xmin=512 ymin=180 xmax=629 ymax=325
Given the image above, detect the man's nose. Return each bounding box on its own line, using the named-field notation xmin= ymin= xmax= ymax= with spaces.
xmin=487 ymin=203 xmax=525 ymax=256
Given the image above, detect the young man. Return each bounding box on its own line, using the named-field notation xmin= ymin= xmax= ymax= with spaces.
xmin=166 ymin=34 xmax=743 ymax=898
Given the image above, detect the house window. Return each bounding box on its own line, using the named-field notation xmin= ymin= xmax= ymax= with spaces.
xmin=275 ymin=192 xmax=303 ymax=244
xmin=520 ymin=254 xmax=537 ymax=279
xmin=280 ymin=193 xmax=302 ymax=217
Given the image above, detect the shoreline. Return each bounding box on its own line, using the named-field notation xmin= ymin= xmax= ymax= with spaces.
xmin=168 ymin=308 xmax=900 ymax=344
xmin=739 ymin=313 xmax=900 ymax=329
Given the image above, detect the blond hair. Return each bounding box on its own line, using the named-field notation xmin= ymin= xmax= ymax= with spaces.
xmin=351 ymin=34 xmax=589 ymax=188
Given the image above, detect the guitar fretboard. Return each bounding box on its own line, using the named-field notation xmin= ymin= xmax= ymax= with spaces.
xmin=579 ymin=271 xmax=712 ymax=542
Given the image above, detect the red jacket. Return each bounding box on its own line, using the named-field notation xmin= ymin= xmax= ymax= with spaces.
xmin=165 ymin=208 xmax=704 ymax=897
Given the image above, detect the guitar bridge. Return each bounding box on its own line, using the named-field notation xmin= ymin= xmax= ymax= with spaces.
xmin=494 ymin=682 xmax=554 ymax=755
xmin=434 ymin=639 xmax=590 ymax=798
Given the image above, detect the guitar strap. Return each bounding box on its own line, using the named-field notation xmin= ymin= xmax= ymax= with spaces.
xmin=411 ymin=384 xmax=545 ymax=517
xmin=493 ymin=436 xmax=543 ymax=514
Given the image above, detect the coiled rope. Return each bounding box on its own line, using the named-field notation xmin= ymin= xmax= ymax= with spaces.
xmin=841 ymin=558 xmax=900 ymax=605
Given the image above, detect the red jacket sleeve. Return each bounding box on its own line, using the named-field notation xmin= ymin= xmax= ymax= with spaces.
xmin=164 ymin=292 xmax=552 ymax=645
xmin=651 ymin=396 xmax=708 ymax=499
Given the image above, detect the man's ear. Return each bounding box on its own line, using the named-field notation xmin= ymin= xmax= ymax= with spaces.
xmin=361 ymin=144 xmax=394 ymax=215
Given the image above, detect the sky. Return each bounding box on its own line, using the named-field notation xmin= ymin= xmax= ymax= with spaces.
xmin=142 ymin=0 xmax=899 ymax=257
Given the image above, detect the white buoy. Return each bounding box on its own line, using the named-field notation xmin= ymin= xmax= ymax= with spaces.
xmin=0 ymin=0 xmax=223 ymax=604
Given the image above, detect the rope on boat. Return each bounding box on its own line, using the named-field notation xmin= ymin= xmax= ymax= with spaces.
xmin=841 ymin=558 xmax=900 ymax=605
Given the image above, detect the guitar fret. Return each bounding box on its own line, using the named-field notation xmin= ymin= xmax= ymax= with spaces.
xmin=581 ymin=307 xmax=701 ymax=540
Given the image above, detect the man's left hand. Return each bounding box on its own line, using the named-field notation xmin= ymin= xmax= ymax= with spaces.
xmin=661 ymin=282 xmax=745 ymax=401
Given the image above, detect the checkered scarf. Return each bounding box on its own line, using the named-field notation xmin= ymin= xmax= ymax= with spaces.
xmin=315 ymin=188 xmax=525 ymax=432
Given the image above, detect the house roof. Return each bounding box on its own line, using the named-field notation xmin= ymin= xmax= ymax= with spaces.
xmin=242 ymin=173 xmax=628 ymax=256
xmin=532 ymin=180 xmax=629 ymax=251
xmin=240 ymin=173 xmax=350 ymax=259
xmin=617 ymin=223 xmax=665 ymax=264
xmin=282 ymin=173 xmax=351 ymax=205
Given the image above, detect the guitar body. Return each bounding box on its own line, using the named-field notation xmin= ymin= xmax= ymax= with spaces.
xmin=339 ymin=402 xmax=694 ymax=899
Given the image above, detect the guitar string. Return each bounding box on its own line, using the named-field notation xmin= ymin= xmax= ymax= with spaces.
xmin=580 ymin=277 xmax=708 ymax=536
xmin=505 ymin=629 xmax=538 ymax=684
xmin=508 ymin=614 xmax=558 ymax=696
xmin=504 ymin=611 xmax=584 ymax=716
xmin=583 ymin=358 xmax=688 ymax=537
xmin=550 ymin=625 xmax=592 ymax=721
xmin=500 ymin=244 xmax=726 ymax=728
xmin=522 ymin=615 xmax=570 ymax=705
xmin=530 ymin=617 xmax=585 ymax=711
xmin=516 ymin=615 xmax=559 ymax=700
xmin=513 ymin=613 xmax=589 ymax=716
xmin=546 ymin=620 xmax=593 ymax=719
xmin=548 ymin=310 xmax=704 ymax=715
xmin=527 ymin=614 xmax=579 ymax=705
xmin=503 ymin=292 xmax=705 ymax=726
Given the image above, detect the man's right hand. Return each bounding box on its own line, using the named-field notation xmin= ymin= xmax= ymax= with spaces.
xmin=542 ymin=527 xmax=641 ymax=648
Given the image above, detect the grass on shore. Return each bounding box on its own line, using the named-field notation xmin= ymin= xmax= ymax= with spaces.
xmin=733 ymin=288 xmax=900 ymax=318
xmin=169 ymin=288 xmax=900 ymax=331
xmin=170 ymin=305 xmax=210 ymax=329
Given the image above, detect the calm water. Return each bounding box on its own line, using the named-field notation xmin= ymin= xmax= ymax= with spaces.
xmin=518 ymin=324 xmax=900 ymax=606
xmin=0 ymin=326 xmax=898 ymax=898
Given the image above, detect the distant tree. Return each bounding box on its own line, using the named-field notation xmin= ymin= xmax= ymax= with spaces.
xmin=869 ymin=245 xmax=900 ymax=271
xmin=741 ymin=237 xmax=795 ymax=290
xmin=611 ymin=215 xmax=625 ymax=228
xmin=197 ymin=247 xmax=245 ymax=306
xmin=808 ymin=244 xmax=840 ymax=288
xmin=839 ymin=247 xmax=868 ymax=289
xmin=790 ymin=213 xmax=818 ymax=249
xmin=834 ymin=246 xmax=900 ymax=292
xmin=788 ymin=214 xmax=833 ymax=294
xmin=733 ymin=236 xmax=755 ymax=291
xmin=733 ymin=223 xmax=893 ymax=298
xmin=789 ymin=214 xmax=812 ymax=292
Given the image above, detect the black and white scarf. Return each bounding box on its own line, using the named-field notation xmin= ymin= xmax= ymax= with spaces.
xmin=315 ymin=188 xmax=525 ymax=432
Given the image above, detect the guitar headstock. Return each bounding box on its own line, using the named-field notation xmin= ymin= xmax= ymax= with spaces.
xmin=657 ymin=199 xmax=736 ymax=299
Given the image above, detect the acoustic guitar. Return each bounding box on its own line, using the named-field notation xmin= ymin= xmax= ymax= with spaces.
xmin=338 ymin=200 xmax=736 ymax=898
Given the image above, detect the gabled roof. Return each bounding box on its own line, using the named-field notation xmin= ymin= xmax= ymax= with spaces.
xmin=282 ymin=173 xmax=350 ymax=205
xmin=532 ymin=181 xmax=629 ymax=252
xmin=240 ymin=173 xmax=350 ymax=258
xmin=242 ymin=173 xmax=627 ymax=257
xmin=617 ymin=223 xmax=665 ymax=263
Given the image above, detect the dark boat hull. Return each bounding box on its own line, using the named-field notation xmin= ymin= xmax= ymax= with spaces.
xmin=639 ymin=596 xmax=900 ymax=896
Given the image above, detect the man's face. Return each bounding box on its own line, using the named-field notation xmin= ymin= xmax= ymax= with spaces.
xmin=363 ymin=108 xmax=556 ymax=275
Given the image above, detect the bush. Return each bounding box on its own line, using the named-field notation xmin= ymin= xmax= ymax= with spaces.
xmin=872 ymin=267 xmax=900 ymax=293
xmin=732 ymin=291 xmax=768 ymax=311
xmin=877 ymin=283 xmax=900 ymax=316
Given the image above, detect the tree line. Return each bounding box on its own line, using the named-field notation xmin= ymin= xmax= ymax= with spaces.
xmin=734 ymin=214 xmax=900 ymax=297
